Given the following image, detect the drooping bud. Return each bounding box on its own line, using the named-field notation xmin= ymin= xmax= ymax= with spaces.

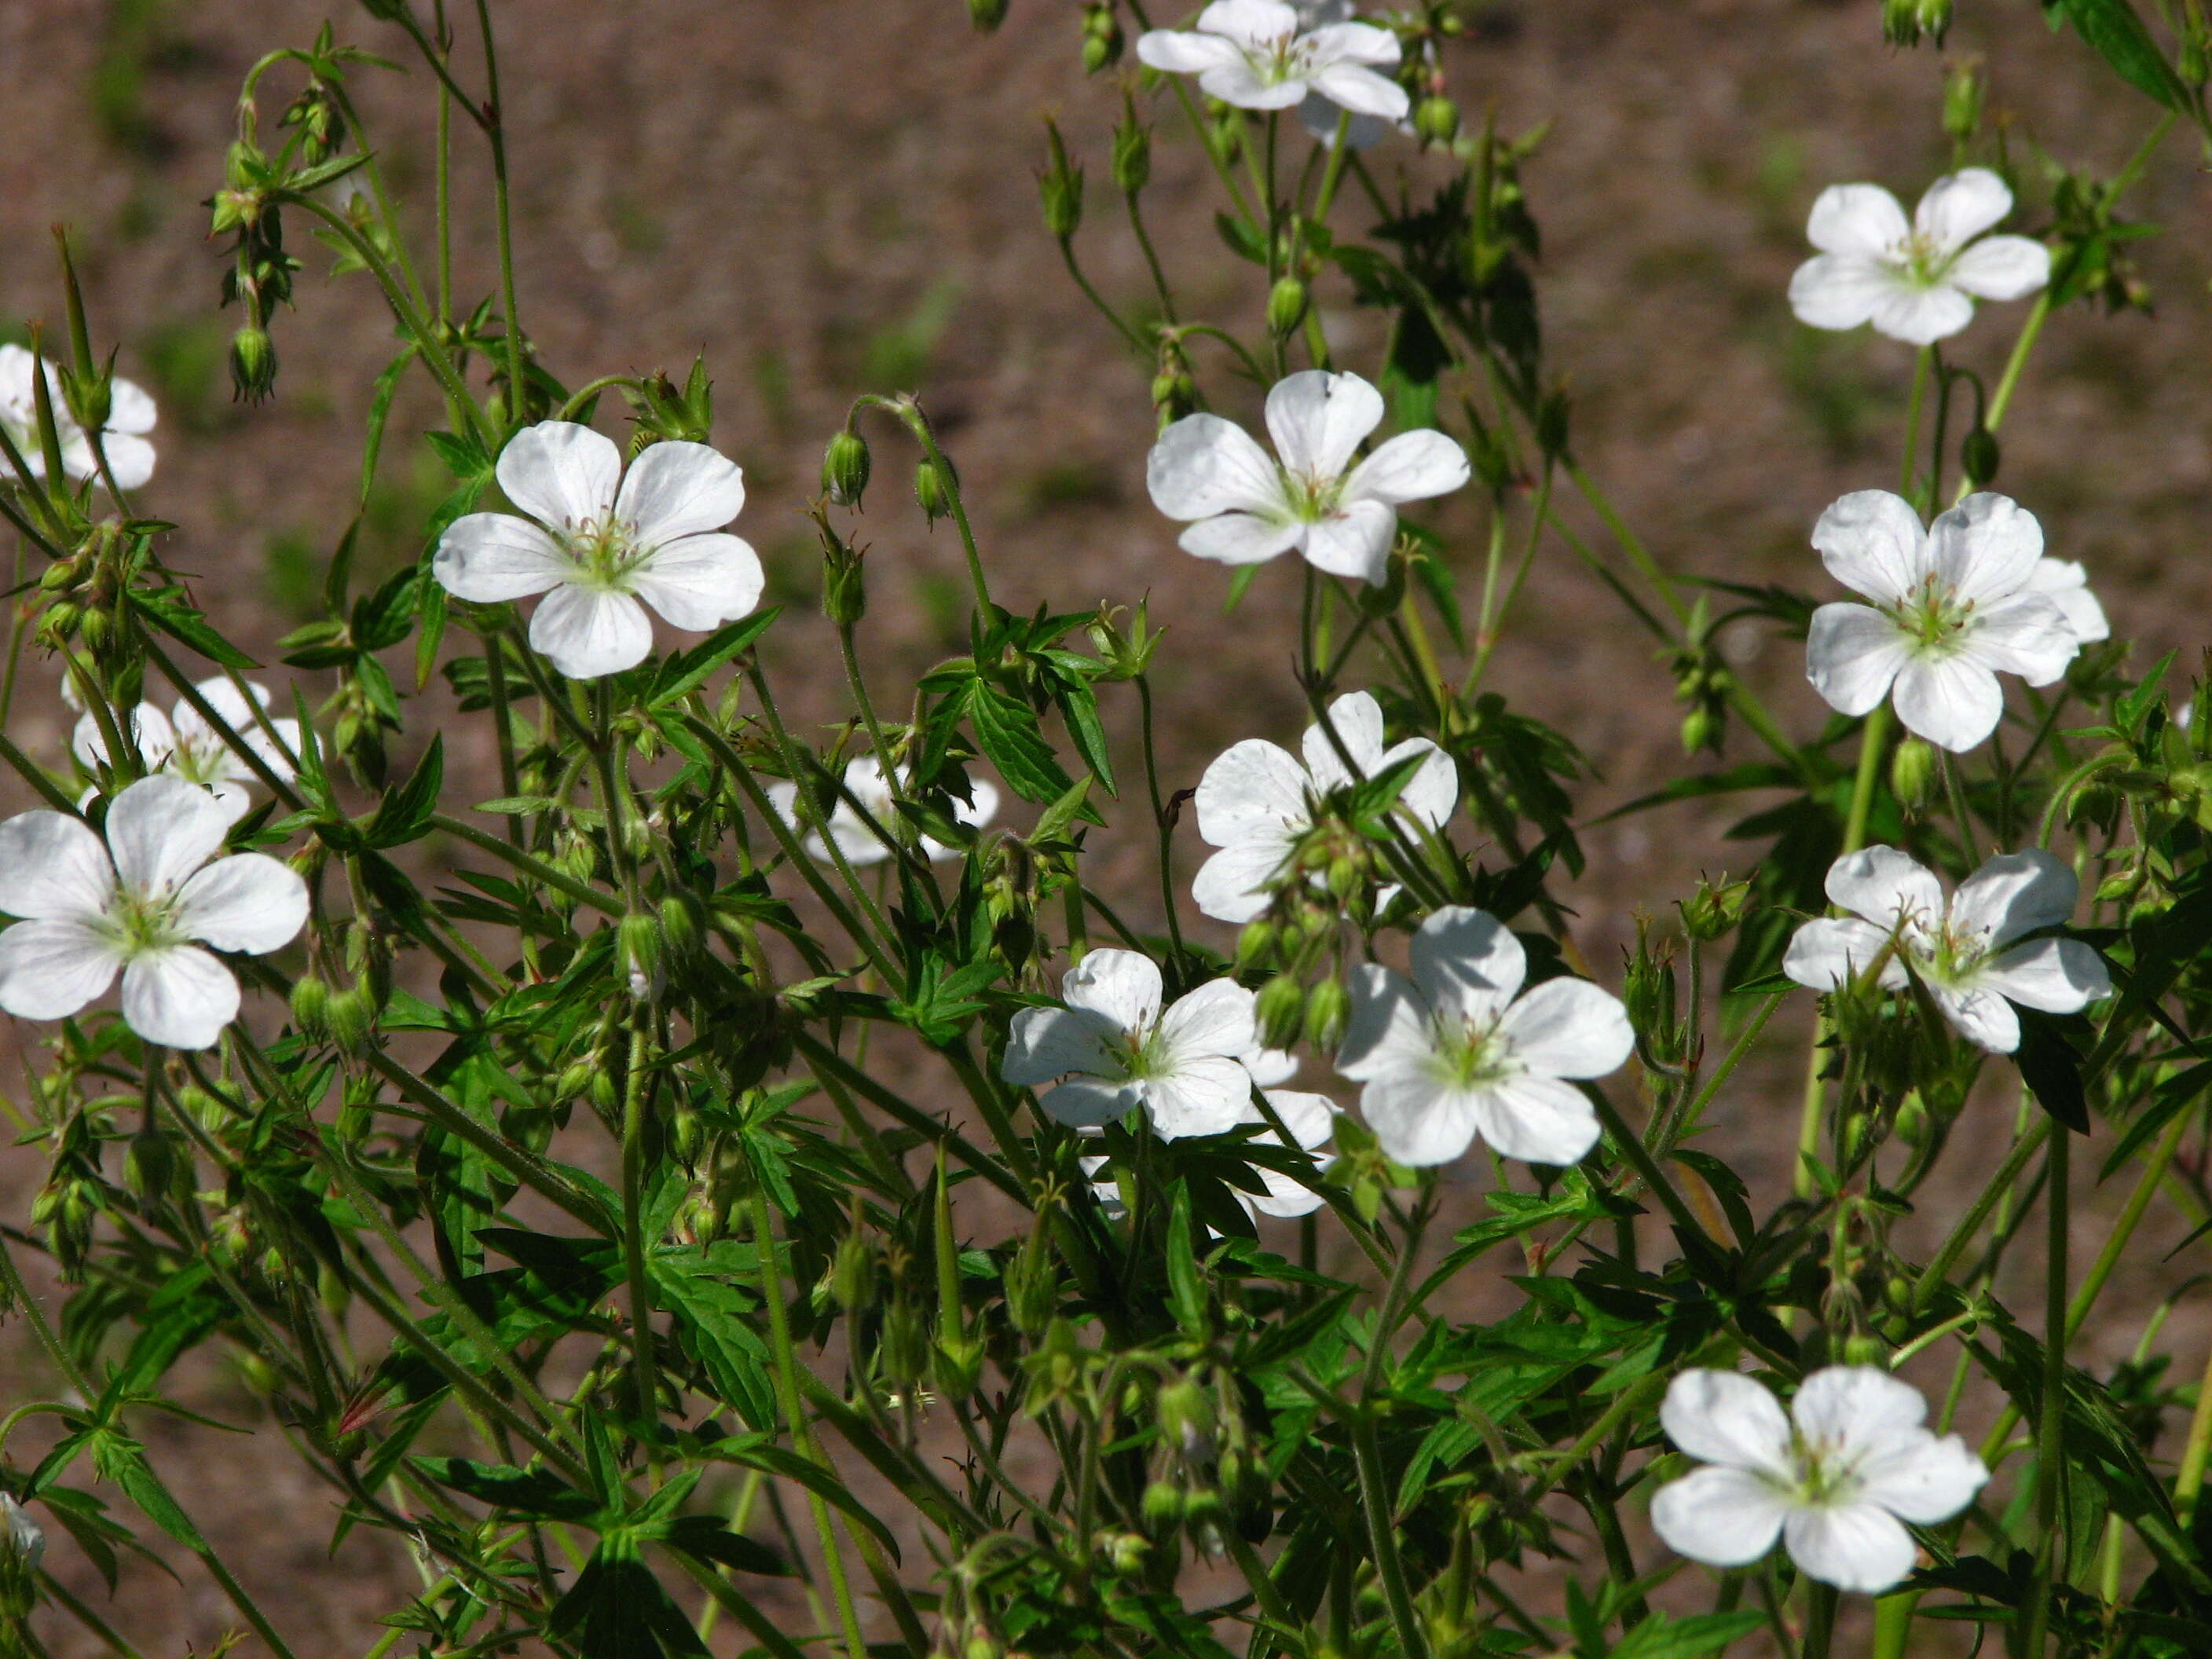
xmin=1234 ymin=918 xmax=1277 ymax=969
xmin=1141 ymin=1481 xmax=1185 ymax=1533
xmin=0 ymin=1492 xmax=42 ymax=1621
xmin=1156 ymin=1377 xmax=1215 ymax=1457
xmin=822 ymin=427 xmax=872 ymax=507
xmin=1038 ymin=118 xmax=1085 ymax=240
xmin=659 ymin=892 xmax=703 ymax=961
xmin=1256 ymin=974 xmax=1306 ymax=1050
xmin=1889 ymin=735 xmax=1939 ymax=815
xmin=289 ymin=972 xmax=332 ymax=1040
xmin=1960 ymin=425 xmax=1999 ymax=488
xmin=620 ymin=910 xmax=661 ymax=1002
xmin=1414 ymin=95 xmax=1460 ymax=147
xmin=327 ymin=983 xmax=375 ymax=1057
xmin=1943 ymin=58 xmax=1985 ymax=145
xmin=1112 ymin=97 xmax=1152 ymax=195
xmin=229 ymin=325 xmax=279 ymax=403
xmin=969 ymin=0 xmax=1009 ymax=30
xmin=1082 ymin=3 xmax=1123 ymax=71
xmin=916 ymin=455 xmax=956 ymax=522
xmin=123 ymin=1126 xmax=179 ymax=1206
xmin=1266 ymin=275 xmax=1309 ymax=337
xmin=1303 ymin=977 xmax=1351 ymax=1052
xmin=831 ymin=1227 xmax=877 ymax=1313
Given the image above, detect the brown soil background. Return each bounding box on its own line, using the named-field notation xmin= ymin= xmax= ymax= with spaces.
xmin=4 ymin=0 xmax=2212 ymax=1652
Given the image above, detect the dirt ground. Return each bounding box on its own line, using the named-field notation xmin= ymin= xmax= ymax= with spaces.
xmin=4 ymin=0 xmax=2212 ymax=1652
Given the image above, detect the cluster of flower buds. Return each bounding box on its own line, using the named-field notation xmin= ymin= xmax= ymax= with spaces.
xmin=1622 ymin=920 xmax=1691 ymax=1071
xmin=622 ymin=357 xmax=716 ymax=451
xmin=1883 ymin=0 xmax=1953 ymax=48
xmin=1668 ymin=610 xmax=1734 ymax=756
xmin=1081 ymin=4 xmax=1123 ymax=74
xmin=211 ymin=141 xmax=303 ymax=404
xmin=35 ymin=522 xmax=138 ymax=663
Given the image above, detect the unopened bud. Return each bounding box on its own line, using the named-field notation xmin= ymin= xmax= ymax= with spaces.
xmin=1038 ymin=119 xmax=1085 ymax=240
xmin=1266 ymin=275 xmax=1309 ymax=337
xmin=289 ymin=972 xmax=332 ymax=1040
xmin=1414 ymin=95 xmax=1460 ymax=146
xmin=1680 ymin=705 xmax=1716 ymax=756
xmin=822 ymin=427 xmax=871 ymax=507
xmin=1141 ymin=1480 xmax=1185 ymax=1533
xmin=620 ymin=911 xmax=661 ymax=1002
xmin=1678 ymin=874 xmax=1751 ymax=942
xmin=1235 ymin=918 xmax=1277 ymax=969
xmin=1943 ymin=59 xmax=1985 ymax=143
xmin=916 ymin=455 xmax=956 ymax=522
xmin=229 ymin=325 xmax=278 ymax=403
xmin=1112 ymin=100 xmax=1152 ymax=194
xmin=1082 ymin=4 xmax=1123 ymax=71
xmin=1303 ymin=977 xmax=1350 ymax=1052
xmin=328 ymin=984 xmax=374 ymax=1057
xmin=1256 ymin=974 xmax=1306 ymax=1050
xmin=124 ymin=1126 xmax=178 ymax=1205
xmin=1889 ymin=735 xmax=1939 ymax=813
xmin=1961 ymin=425 xmax=1999 ymax=488
xmin=1841 ymin=1331 xmax=1890 ymax=1367
xmin=968 ymin=0 xmax=1008 ymax=29
xmin=831 ymin=1229 xmax=877 ymax=1313
xmin=1156 ymin=1377 xmax=1214 ymax=1456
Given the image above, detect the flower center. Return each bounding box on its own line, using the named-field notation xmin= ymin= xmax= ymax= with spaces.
xmin=1427 ymin=1013 xmax=1515 ymax=1090
xmin=1114 ymin=1020 xmax=1173 ymax=1083
xmin=1243 ymin=31 xmax=1311 ymax=86
xmin=1887 ymin=231 xmax=1956 ymax=287
xmin=169 ymin=731 xmax=230 ymax=788
xmin=557 ymin=515 xmax=649 ymax=593
xmin=1882 ymin=573 xmax=1974 ymax=654
xmin=1280 ymin=465 xmax=1346 ymax=524
xmin=1788 ymin=1433 xmax=1869 ymax=1510
xmin=99 ymin=886 xmax=186 ymax=962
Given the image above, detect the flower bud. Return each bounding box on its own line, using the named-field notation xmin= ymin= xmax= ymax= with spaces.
xmin=1104 ymin=1530 xmax=1148 ymax=1573
xmin=1943 ymin=58 xmax=1985 ymax=144
xmin=1141 ymin=1480 xmax=1185 ymax=1533
xmin=229 ymin=325 xmax=279 ymax=403
xmin=880 ymin=1298 xmax=929 ymax=1387
xmin=1112 ymin=99 xmax=1152 ymax=195
xmin=916 ymin=455 xmax=957 ymax=521
xmin=124 ymin=1126 xmax=178 ymax=1206
xmin=1266 ymin=275 xmax=1309 ymax=337
xmin=1414 ymin=95 xmax=1460 ymax=146
xmin=1889 ymin=735 xmax=1939 ymax=814
xmin=822 ymin=427 xmax=871 ymax=507
xmin=289 ymin=972 xmax=332 ymax=1040
xmin=1082 ymin=4 xmax=1123 ymax=71
xmin=328 ymin=984 xmax=375 ymax=1057
xmin=1677 ymin=873 xmax=1751 ymax=942
xmin=659 ymin=892 xmax=703 ymax=961
xmin=933 ymin=1334 xmax=985 ymax=1397
xmin=621 ymin=911 xmax=661 ymax=1002
xmin=1235 ymin=918 xmax=1277 ymax=969
xmin=1960 ymin=425 xmax=1999 ymax=488
xmin=1256 ymin=974 xmax=1306 ymax=1050
xmin=1303 ymin=977 xmax=1350 ymax=1052
xmin=1038 ymin=119 xmax=1085 ymax=240
xmin=1840 ymin=1331 xmax=1890 ymax=1367
xmin=1156 ymin=1376 xmax=1214 ymax=1456
xmin=1679 ymin=705 xmax=1716 ymax=756
xmin=831 ymin=1228 xmax=877 ymax=1313
xmin=968 ymin=0 xmax=1008 ymax=30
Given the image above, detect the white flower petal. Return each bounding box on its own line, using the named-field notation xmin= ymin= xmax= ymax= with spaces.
xmin=1303 ymin=60 xmax=1409 ymax=119
xmin=108 ymin=377 xmax=157 ymax=436
xmin=174 ymin=854 xmax=309 ymax=954
xmin=435 ymin=512 xmax=573 ymax=602
xmin=1869 ymin=283 xmax=1976 ymax=346
xmin=528 ymin=586 xmax=654 ymax=679
xmin=1661 ymin=1369 xmax=1796 ymax=1475
xmin=1196 ymin=738 xmax=1310 ymax=848
xmin=1473 ymin=1075 xmax=1599 ymax=1165
xmin=1200 ymin=61 xmax=1307 ymax=108
xmin=1145 ymin=1054 xmax=1254 ymax=1140
xmin=1792 ymin=1365 xmax=1927 ymax=1452
xmin=1197 ymin=0 xmax=1302 ymax=43
xmin=1812 ymin=491 xmax=1927 ymax=606
xmin=2027 ymin=559 xmax=2108 ymax=643
xmin=1950 ymin=848 xmax=2078 ymax=948
xmin=614 ymin=440 xmax=747 ymax=545
xmin=1345 ymin=429 xmax=1469 ymax=509
xmin=1335 ymin=963 xmax=1429 ymax=1082
xmin=1915 ymin=167 xmax=2012 ymax=254
xmin=97 ymin=434 xmax=157 ymax=492
xmin=1891 ymin=653 xmax=2003 ymax=753
xmin=1497 ymin=977 xmax=1632 ymax=1080
xmin=1306 ymin=21 xmax=1401 ymax=65
xmin=1806 ymin=604 xmax=1913 ymax=719
xmin=1061 ymin=948 xmax=1163 ymax=1033
xmin=1380 ymin=738 xmax=1457 ymax=829
xmin=1181 ymin=512 xmax=1304 ymax=566
xmin=1928 ymin=493 xmax=2042 ymax=604
xmin=107 ymin=776 xmax=227 ymax=899
xmin=1265 ymin=371 xmax=1383 ymax=481
xmin=1806 ymin=184 xmax=1911 ymax=257
xmin=1301 ymin=92 xmax=1397 ymax=149
xmin=1979 ymin=938 xmax=2111 ymax=1015
xmin=1782 ymin=1504 xmax=1919 ymax=1595
xmin=1158 ymin=978 xmax=1259 ymax=1066
xmin=1783 ymin=918 xmax=1906 ymax=992
xmin=1302 ymin=689 xmax=1388 ymax=790
xmin=1961 ymin=594 xmax=2076 ymax=687
xmin=1947 ymin=235 xmax=2049 ymax=302
xmin=1003 ymin=1005 xmax=1122 ymax=1086
xmin=0 ymin=919 xmax=121 ymax=1018
xmin=1358 ymin=1067 xmax=1478 ymax=1166
xmin=1410 ymin=906 xmax=1526 ymax=1016
xmin=1856 ymin=1434 xmax=1988 ymax=1525
xmin=1148 ymin=415 xmax=1289 ymax=522
xmin=0 ymin=811 xmax=115 ymax=921
xmin=1298 ymin=500 xmax=1399 ymax=584
xmin=1789 ymin=254 xmax=1902 ymax=332
xmin=629 ymin=533 xmax=764 ymax=631
xmin=1242 ymin=1045 xmax=1301 ymax=1089
xmin=1135 ymin=28 xmax=1245 ymax=75
xmin=120 ymin=945 xmax=240 ymax=1050
xmin=1650 ymin=1467 xmax=1790 ymax=1568
xmin=496 ymin=421 xmax=621 ymax=530
xmin=204 ymin=782 xmax=255 ymax=827
xmin=1826 ymin=847 xmax=1944 ymax=933
xmin=1192 ymin=837 xmax=1295 ymax=924
xmin=1246 ymin=1090 xmax=1335 ymax=1217
xmin=1039 ymin=1078 xmax=1144 ymax=1128
xmin=1931 ymin=983 xmax=2021 ymax=1052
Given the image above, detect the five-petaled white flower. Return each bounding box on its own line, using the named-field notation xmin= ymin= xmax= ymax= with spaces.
xmin=1783 ymin=845 xmax=2110 ymax=1054
xmin=1148 ymin=371 xmax=1468 ymax=585
xmin=0 ymin=775 xmax=308 ymax=1050
xmin=1806 ymin=490 xmax=2078 ymax=753
xmin=1292 ymin=2 xmax=1406 ymax=148
xmin=1081 ymin=1046 xmax=1335 ymax=1221
xmin=1335 ymin=906 xmax=1632 ymax=1166
xmin=0 ymin=1493 xmax=39 ymax=1570
xmin=1002 ymin=949 xmax=1259 ymax=1139
xmin=1789 ymin=168 xmax=2049 ymax=346
xmin=1192 ymin=689 xmax=1456 ymax=924
xmin=1650 ymin=1367 xmax=1987 ymax=1594
xmin=0 ymin=345 xmax=159 ymax=491
xmin=2027 ymin=558 xmax=2110 ymax=646
xmin=767 ymin=756 xmax=999 ymax=869
xmin=74 ymin=678 xmax=299 ymax=826
xmin=434 ymin=420 xmax=764 ymax=681
xmin=1137 ymin=0 xmax=1407 ymax=121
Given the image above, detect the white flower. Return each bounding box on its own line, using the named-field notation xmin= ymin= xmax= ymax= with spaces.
xmin=73 ymin=678 xmax=299 ymax=826
xmin=1137 ymin=0 xmax=1407 ymax=121
xmin=1079 ymin=1042 xmax=1329 ymax=1218
xmin=1192 ymin=689 xmax=1456 ymax=924
xmin=1003 ymin=949 xmax=1258 ymax=1138
xmin=434 ymin=421 xmax=763 ymax=680
xmin=0 ymin=775 xmax=308 ymax=1050
xmin=767 ymin=756 xmax=999 ymax=868
xmin=2027 ymin=558 xmax=2109 ymax=645
xmin=0 ymin=1494 xmax=39 ymax=1571
xmin=1650 ymin=1367 xmax=1987 ymax=1594
xmin=1291 ymin=2 xmax=1404 ymax=148
xmin=1805 ymin=490 xmax=2077 ymax=753
xmin=0 ymin=344 xmax=159 ymax=491
xmin=1783 ymin=845 xmax=2111 ymax=1054
xmin=1788 ymin=168 xmax=2049 ymax=346
xmin=1335 ymin=906 xmax=1632 ymax=1166
xmin=1148 ymin=371 xmax=1468 ymax=585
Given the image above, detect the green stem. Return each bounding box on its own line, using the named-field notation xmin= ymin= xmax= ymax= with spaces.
xmin=1900 ymin=346 xmax=1932 ymax=500
xmin=1911 ymin=1118 xmax=2051 ymax=1313
xmin=1136 ymin=676 xmax=1186 ymax=961
xmin=474 ymin=0 xmax=528 ymax=425
xmin=2023 ymin=1126 xmax=2069 ymax=1659
xmin=620 ymin=1012 xmax=663 ymax=1426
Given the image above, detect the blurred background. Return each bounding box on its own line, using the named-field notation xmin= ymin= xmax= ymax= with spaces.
xmin=2 ymin=0 xmax=2210 ymax=1648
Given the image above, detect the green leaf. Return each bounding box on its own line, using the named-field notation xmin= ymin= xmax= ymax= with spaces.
xmin=417 ymin=1456 xmax=598 ymax=1522
xmin=2058 ymin=0 xmax=2197 ymax=113
xmin=366 ymin=734 xmax=445 ymax=848
xmin=650 ymin=608 xmax=782 ymax=707
xmin=127 ymin=588 xmax=259 ymax=670
xmin=652 ymin=1256 xmax=778 ymax=1430
xmin=2014 ymin=1009 xmax=2089 ymax=1134
xmin=967 ymin=680 xmax=1075 ymax=805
